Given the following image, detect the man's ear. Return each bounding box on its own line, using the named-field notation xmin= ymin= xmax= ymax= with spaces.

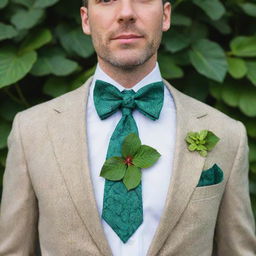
xmin=80 ymin=6 xmax=91 ymax=35
xmin=162 ymin=2 xmax=171 ymax=32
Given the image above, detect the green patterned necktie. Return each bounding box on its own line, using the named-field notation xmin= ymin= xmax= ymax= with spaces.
xmin=93 ymin=80 xmax=164 ymax=243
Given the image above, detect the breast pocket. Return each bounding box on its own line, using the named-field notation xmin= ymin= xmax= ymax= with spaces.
xmin=190 ymin=180 xmax=225 ymax=202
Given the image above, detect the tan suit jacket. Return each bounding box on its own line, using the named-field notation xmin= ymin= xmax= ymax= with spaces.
xmin=0 ymin=78 xmax=255 ymax=255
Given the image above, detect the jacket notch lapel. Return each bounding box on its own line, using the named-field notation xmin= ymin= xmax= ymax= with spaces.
xmin=147 ymin=82 xmax=207 ymax=256
xmin=47 ymin=79 xmax=112 ymax=256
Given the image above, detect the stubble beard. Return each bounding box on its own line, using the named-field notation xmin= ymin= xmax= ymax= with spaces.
xmin=92 ymin=29 xmax=163 ymax=71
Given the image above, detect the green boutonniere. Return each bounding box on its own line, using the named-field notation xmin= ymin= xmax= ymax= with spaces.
xmin=100 ymin=133 xmax=161 ymax=191
xmin=185 ymin=130 xmax=220 ymax=157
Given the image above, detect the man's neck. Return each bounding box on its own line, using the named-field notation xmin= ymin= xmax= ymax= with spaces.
xmin=97 ymin=56 xmax=157 ymax=88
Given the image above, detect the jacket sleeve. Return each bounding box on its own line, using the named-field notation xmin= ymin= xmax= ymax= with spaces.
xmin=213 ymin=121 xmax=256 ymax=255
xmin=0 ymin=113 xmax=39 ymax=255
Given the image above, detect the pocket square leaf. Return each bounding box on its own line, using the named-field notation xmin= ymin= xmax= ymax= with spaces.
xmin=186 ymin=130 xmax=220 ymax=157
xmin=100 ymin=133 xmax=161 ymax=190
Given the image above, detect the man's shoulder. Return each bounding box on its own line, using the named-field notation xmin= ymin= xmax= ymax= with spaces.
xmin=16 ymin=78 xmax=91 ymax=123
xmin=167 ymin=82 xmax=239 ymax=126
xmin=165 ymin=81 xmax=246 ymax=141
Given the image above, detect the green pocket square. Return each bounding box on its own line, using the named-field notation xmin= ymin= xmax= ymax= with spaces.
xmin=197 ymin=164 xmax=224 ymax=187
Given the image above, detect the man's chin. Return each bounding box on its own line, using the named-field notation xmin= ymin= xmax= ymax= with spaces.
xmin=106 ymin=54 xmax=152 ymax=70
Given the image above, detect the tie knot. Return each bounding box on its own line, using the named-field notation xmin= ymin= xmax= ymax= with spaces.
xmin=121 ymin=90 xmax=136 ymax=115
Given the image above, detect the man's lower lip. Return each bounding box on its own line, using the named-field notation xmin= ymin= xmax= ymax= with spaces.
xmin=113 ymin=37 xmax=142 ymax=43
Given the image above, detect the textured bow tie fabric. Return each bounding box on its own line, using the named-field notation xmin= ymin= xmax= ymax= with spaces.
xmin=93 ymin=80 xmax=164 ymax=242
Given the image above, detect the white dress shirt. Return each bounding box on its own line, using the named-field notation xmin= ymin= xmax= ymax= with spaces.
xmin=86 ymin=63 xmax=176 ymax=256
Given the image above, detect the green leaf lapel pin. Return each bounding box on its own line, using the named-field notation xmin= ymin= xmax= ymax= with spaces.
xmin=185 ymin=130 xmax=220 ymax=157
xmin=100 ymin=133 xmax=161 ymax=190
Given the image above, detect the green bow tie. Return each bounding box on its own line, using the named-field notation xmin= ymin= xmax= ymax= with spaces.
xmin=93 ymin=79 xmax=164 ymax=242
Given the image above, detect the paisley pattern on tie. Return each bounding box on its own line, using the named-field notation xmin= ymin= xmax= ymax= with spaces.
xmin=93 ymin=80 xmax=164 ymax=242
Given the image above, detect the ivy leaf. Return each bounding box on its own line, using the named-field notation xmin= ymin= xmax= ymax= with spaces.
xmin=56 ymin=24 xmax=94 ymax=58
xmin=0 ymin=23 xmax=18 ymax=41
xmin=34 ymin=0 xmax=60 ymax=8
xmin=227 ymin=57 xmax=247 ymax=79
xmin=133 ymin=145 xmax=161 ymax=169
xmin=122 ymin=133 xmax=141 ymax=158
xmin=20 ymin=28 xmax=52 ymax=54
xmin=0 ymin=0 xmax=8 ymax=9
xmin=230 ymin=36 xmax=256 ymax=57
xmin=189 ymin=39 xmax=227 ymax=82
xmin=0 ymin=46 xmax=37 ymax=88
xmin=192 ymin=0 xmax=225 ymax=20
xmin=246 ymin=61 xmax=256 ymax=86
xmin=158 ymin=54 xmax=184 ymax=79
xmin=239 ymin=3 xmax=256 ymax=18
xmin=123 ymin=165 xmax=141 ymax=191
xmin=11 ymin=8 xmax=44 ymax=30
xmin=239 ymin=87 xmax=256 ymax=117
xmin=30 ymin=47 xmax=78 ymax=76
xmin=100 ymin=157 xmax=126 ymax=181
xmin=205 ymin=131 xmax=220 ymax=151
xmin=172 ymin=14 xmax=192 ymax=26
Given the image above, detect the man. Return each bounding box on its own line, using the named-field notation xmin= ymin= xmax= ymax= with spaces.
xmin=0 ymin=0 xmax=255 ymax=255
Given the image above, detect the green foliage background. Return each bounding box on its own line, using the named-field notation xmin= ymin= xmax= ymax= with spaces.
xmin=0 ymin=0 xmax=255 ymax=220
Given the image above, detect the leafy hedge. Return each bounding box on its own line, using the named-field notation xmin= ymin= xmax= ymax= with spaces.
xmin=0 ymin=0 xmax=255 ymax=219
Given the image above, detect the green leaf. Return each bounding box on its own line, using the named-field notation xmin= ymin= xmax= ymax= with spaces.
xmin=43 ymin=77 xmax=70 ymax=97
xmin=171 ymin=14 xmax=192 ymax=26
xmin=227 ymin=57 xmax=247 ymax=79
xmin=0 ymin=46 xmax=37 ymax=88
xmin=205 ymin=131 xmax=220 ymax=151
xmin=133 ymin=145 xmax=161 ymax=169
xmin=0 ymin=0 xmax=8 ymax=9
xmin=11 ymin=8 xmax=44 ymax=30
xmin=123 ymin=165 xmax=141 ymax=190
xmin=199 ymin=130 xmax=208 ymax=140
xmin=192 ymin=0 xmax=225 ymax=20
xmin=0 ymin=23 xmax=18 ymax=41
xmin=189 ymin=39 xmax=228 ymax=82
xmin=100 ymin=157 xmax=126 ymax=181
xmin=34 ymin=0 xmax=60 ymax=8
xmin=239 ymin=87 xmax=256 ymax=117
xmin=20 ymin=28 xmax=52 ymax=53
xmin=30 ymin=48 xmax=78 ymax=76
xmin=200 ymin=150 xmax=208 ymax=157
xmin=251 ymin=163 xmax=256 ymax=174
xmin=12 ymin=0 xmax=34 ymax=8
xmin=122 ymin=133 xmax=141 ymax=158
xmin=230 ymin=36 xmax=256 ymax=57
xmin=158 ymin=54 xmax=184 ymax=79
xmin=188 ymin=143 xmax=197 ymax=151
xmin=56 ymin=24 xmax=94 ymax=58
xmin=163 ymin=30 xmax=191 ymax=53
xmin=240 ymin=3 xmax=256 ymax=18
xmin=0 ymin=121 xmax=11 ymax=149
xmin=207 ymin=17 xmax=231 ymax=35
xmin=221 ymin=82 xmax=242 ymax=108
xmin=246 ymin=119 xmax=256 ymax=139
xmin=246 ymin=61 xmax=256 ymax=86
xmin=249 ymin=142 xmax=256 ymax=163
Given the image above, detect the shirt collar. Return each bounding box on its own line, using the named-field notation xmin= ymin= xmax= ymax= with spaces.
xmin=91 ymin=62 xmax=162 ymax=92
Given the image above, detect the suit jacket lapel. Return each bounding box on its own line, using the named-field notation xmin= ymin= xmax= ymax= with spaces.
xmin=47 ymin=78 xmax=112 ymax=256
xmin=147 ymin=80 xmax=207 ymax=256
